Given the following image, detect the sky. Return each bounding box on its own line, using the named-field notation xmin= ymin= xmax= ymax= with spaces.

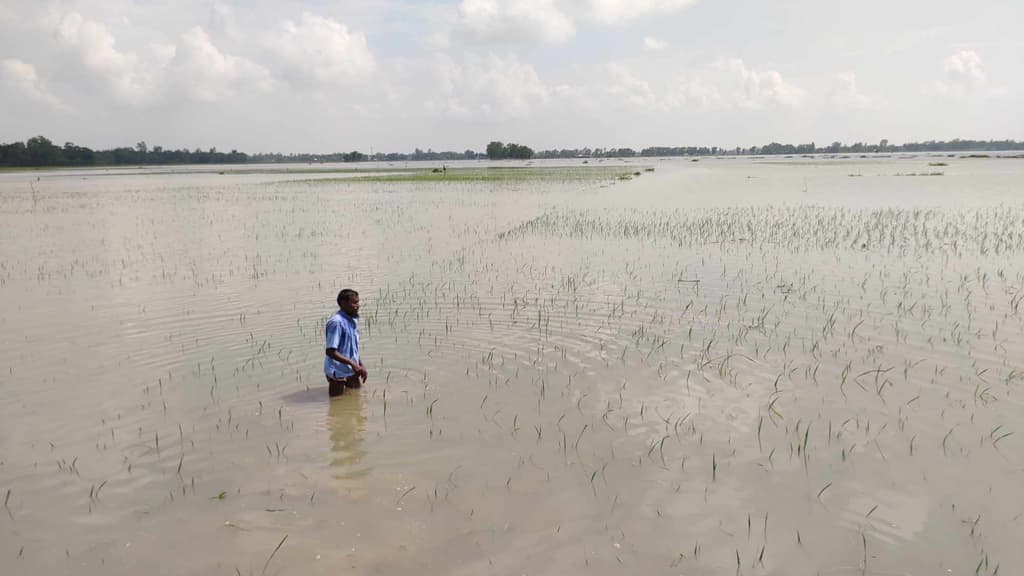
xmin=0 ymin=0 xmax=1021 ymax=153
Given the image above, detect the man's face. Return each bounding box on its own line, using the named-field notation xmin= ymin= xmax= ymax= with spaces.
xmin=341 ymin=295 xmax=360 ymax=318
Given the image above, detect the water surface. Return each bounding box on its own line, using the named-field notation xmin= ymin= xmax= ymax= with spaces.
xmin=1 ymin=155 xmax=1022 ymax=575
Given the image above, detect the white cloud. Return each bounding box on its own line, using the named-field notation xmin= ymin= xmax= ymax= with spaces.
xmin=670 ymin=75 xmax=721 ymax=109
xmin=606 ymin=63 xmax=716 ymax=111
xmin=0 ymin=58 xmax=68 ymax=111
xmin=607 ymin=58 xmax=802 ymax=111
xmin=48 ymin=10 xmax=273 ymax=106
xmin=172 ymin=26 xmax=273 ymax=103
xmin=933 ymin=49 xmax=1005 ymax=97
xmin=425 ymin=31 xmax=451 ymax=49
xmin=50 ymin=11 xmax=160 ymax=105
xmin=553 ymin=83 xmax=585 ymax=99
xmin=827 ymin=72 xmax=879 ymax=109
xmin=209 ymin=1 xmax=239 ymax=39
xmin=607 ymin=62 xmax=662 ymax=109
xmin=151 ymin=43 xmax=177 ymax=68
xmin=642 ymin=36 xmax=667 ymax=51
xmin=427 ymin=53 xmax=550 ymax=119
xmin=590 ymin=0 xmax=698 ymax=24
xmin=268 ymin=12 xmax=375 ymax=85
xmin=943 ymin=50 xmax=985 ymax=86
xmin=713 ymin=58 xmax=803 ymax=108
xmin=456 ymin=0 xmax=575 ymax=44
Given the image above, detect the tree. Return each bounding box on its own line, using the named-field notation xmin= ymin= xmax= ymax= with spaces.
xmin=487 ymin=141 xmax=533 ymax=160
xmin=26 ymin=136 xmax=60 ymax=166
xmin=0 ymin=141 xmax=28 ymax=165
xmin=486 ymin=141 xmax=506 ymax=160
xmin=62 ymin=141 xmax=94 ymax=165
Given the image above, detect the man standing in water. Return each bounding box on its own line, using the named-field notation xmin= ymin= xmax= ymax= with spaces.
xmin=325 ymin=289 xmax=367 ymax=397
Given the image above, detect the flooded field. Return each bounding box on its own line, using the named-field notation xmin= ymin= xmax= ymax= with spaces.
xmin=1 ymin=155 xmax=1023 ymax=575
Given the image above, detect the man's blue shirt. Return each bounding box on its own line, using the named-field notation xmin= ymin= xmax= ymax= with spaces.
xmin=324 ymin=311 xmax=359 ymax=378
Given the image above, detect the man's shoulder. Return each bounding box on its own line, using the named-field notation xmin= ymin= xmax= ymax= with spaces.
xmin=328 ymin=312 xmax=353 ymax=328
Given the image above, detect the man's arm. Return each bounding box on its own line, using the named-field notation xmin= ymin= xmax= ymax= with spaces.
xmin=324 ymin=347 xmax=355 ymax=366
xmin=325 ymin=348 xmax=367 ymax=379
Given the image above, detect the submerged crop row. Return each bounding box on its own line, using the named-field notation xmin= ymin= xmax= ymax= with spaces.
xmin=498 ymin=205 xmax=1024 ymax=255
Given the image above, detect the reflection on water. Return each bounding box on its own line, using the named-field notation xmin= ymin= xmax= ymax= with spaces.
xmin=328 ymin=391 xmax=369 ymax=492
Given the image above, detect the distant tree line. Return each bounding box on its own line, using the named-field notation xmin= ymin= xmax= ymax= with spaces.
xmin=3 ymin=135 xmax=1022 ymax=168
xmin=0 ymin=136 xmax=248 ymax=167
xmin=537 ymin=139 xmax=1024 ymax=158
xmin=251 ymin=148 xmax=480 ymax=163
xmin=536 ymin=147 xmax=645 ymax=158
xmin=0 ymin=136 xmax=490 ymax=167
xmin=645 ymin=139 xmax=1024 ymax=156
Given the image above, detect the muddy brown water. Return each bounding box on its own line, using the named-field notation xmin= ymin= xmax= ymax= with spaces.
xmin=1 ymin=156 xmax=1022 ymax=575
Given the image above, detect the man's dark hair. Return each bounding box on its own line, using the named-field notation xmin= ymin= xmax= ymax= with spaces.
xmin=337 ymin=289 xmax=359 ymax=307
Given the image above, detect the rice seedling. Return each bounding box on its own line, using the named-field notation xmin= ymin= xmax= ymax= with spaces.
xmin=261 ymin=535 xmax=287 ymax=575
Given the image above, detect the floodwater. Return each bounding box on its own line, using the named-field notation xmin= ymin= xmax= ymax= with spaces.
xmin=1 ymin=155 xmax=1022 ymax=575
